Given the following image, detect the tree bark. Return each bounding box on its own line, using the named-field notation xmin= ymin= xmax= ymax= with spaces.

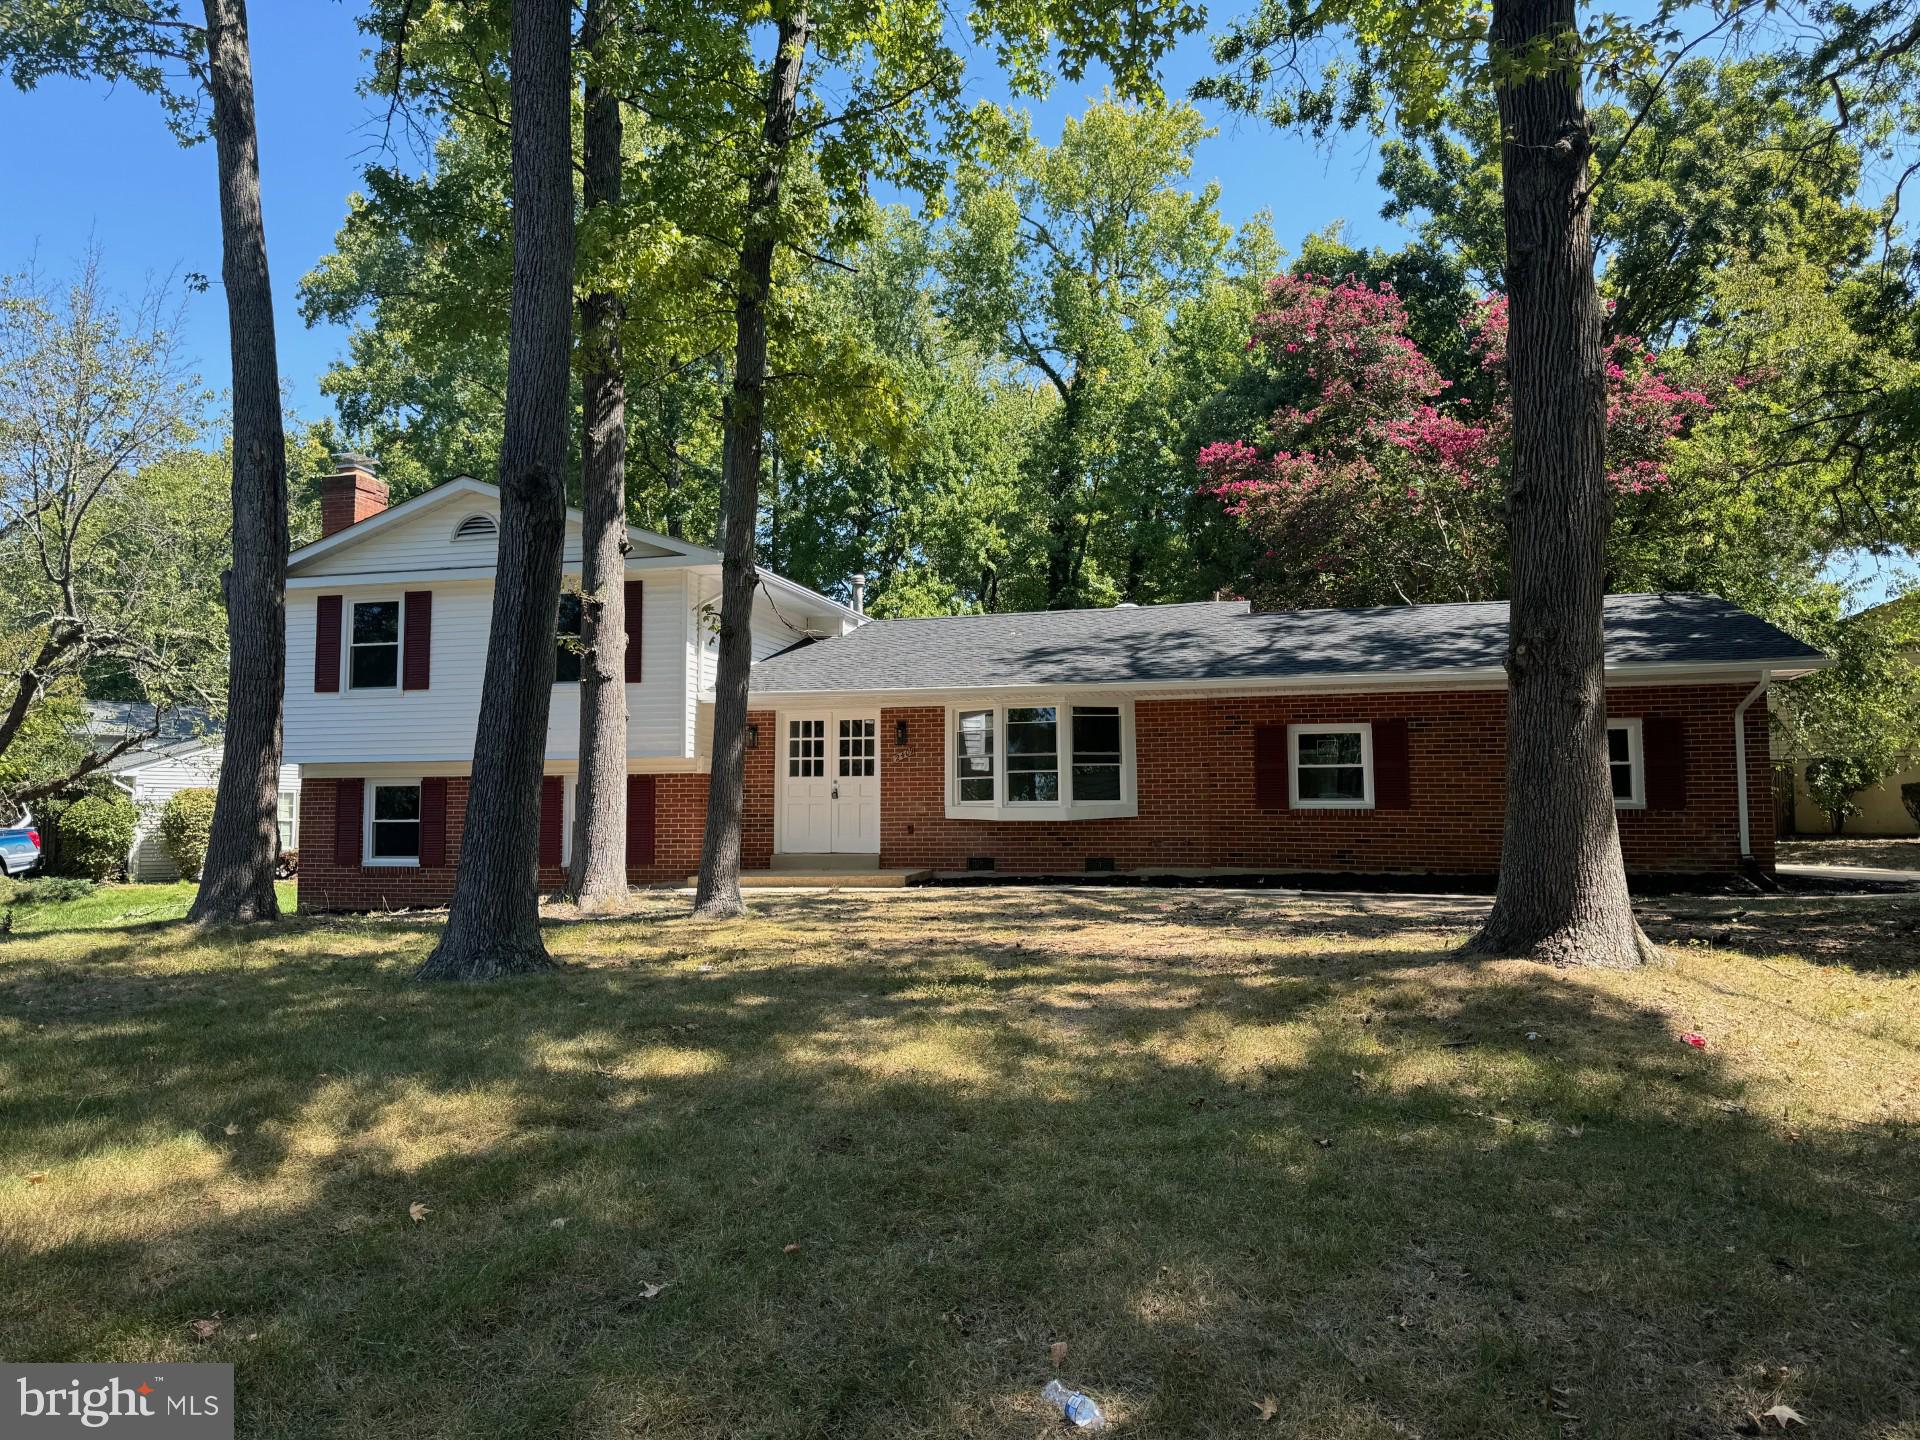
xmin=188 ymin=0 xmax=287 ymax=926
xmin=693 ymin=5 xmax=810 ymax=920
xmin=417 ymin=0 xmax=574 ymax=979
xmin=565 ymin=0 xmax=630 ymax=910
xmin=1467 ymin=0 xmax=1656 ymax=967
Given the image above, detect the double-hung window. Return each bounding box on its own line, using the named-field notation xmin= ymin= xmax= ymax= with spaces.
xmin=1289 ymin=723 xmax=1373 ymax=808
xmin=955 ymin=710 xmax=995 ymax=802
xmin=277 ymin=791 xmax=299 ymax=850
xmin=367 ymin=782 xmax=422 ymax=864
xmin=1607 ymin=719 xmax=1644 ymax=807
xmin=948 ymin=701 xmax=1134 ymax=818
xmin=1005 ymin=706 xmax=1060 ymax=803
xmin=554 ymin=592 xmax=584 ymax=684
xmin=349 ymin=601 xmax=401 ymax=689
xmin=1070 ymin=707 xmax=1123 ymax=801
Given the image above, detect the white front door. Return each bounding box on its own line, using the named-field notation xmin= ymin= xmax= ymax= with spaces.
xmin=831 ymin=715 xmax=880 ymax=854
xmin=778 ymin=711 xmax=880 ymax=854
xmin=780 ymin=713 xmax=833 ymax=854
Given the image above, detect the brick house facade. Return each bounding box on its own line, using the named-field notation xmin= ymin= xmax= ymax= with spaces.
xmin=297 ymin=686 xmax=1775 ymax=910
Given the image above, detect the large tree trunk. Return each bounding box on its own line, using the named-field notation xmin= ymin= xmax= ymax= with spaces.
xmin=565 ymin=0 xmax=630 ymax=910
xmin=693 ymin=6 xmax=810 ymax=920
xmin=189 ymin=0 xmax=287 ymax=926
xmin=417 ymin=0 xmax=574 ymax=979
xmin=1467 ymin=0 xmax=1655 ymax=967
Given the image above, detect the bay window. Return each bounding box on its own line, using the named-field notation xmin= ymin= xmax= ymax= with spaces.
xmin=947 ymin=700 xmax=1134 ymax=819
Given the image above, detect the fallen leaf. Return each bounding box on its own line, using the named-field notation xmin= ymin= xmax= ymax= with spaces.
xmin=782 ymin=1242 xmax=802 ymax=1255
xmin=1050 ymin=1341 xmax=1068 ymax=1367
xmin=24 ymin=1171 xmax=48 ymax=1185
xmin=1254 ymin=1395 xmax=1278 ymax=1423
xmin=245 ymin=1333 xmax=259 ymax=1343
xmin=187 ymin=1317 xmax=222 ymax=1342
xmin=636 ymin=1281 xmax=670 ymax=1301
xmin=223 ymin=1123 xmax=241 ymax=1137
xmin=1764 ymin=1405 xmax=1805 ymax=1428
xmin=549 ymin=1218 xmax=568 ymax=1229
xmin=408 ymin=1202 xmax=431 ymax=1223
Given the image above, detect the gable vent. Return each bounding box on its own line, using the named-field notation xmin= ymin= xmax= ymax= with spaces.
xmin=453 ymin=513 xmax=498 ymax=542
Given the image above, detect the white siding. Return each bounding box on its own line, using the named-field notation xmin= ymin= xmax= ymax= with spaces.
xmin=300 ymin=492 xmax=680 ymax=580
xmin=116 ymin=746 xmax=301 ymax=881
xmin=285 ymin=575 xmax=695 ymax=766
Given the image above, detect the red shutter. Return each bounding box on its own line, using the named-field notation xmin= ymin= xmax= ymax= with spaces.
xmin=538 ymin=775 xmax=565 ymax=868
xmin=403 ymin=590 xmax=433 ymax=690
xmin=314 ymin=595 xmax=343 ymax=693
xmin=1644 ymin=715 xmax=1688 ymax=811
xmin=1254 ymin=723 xmax=1290 ymax=809
xmin=627 ymin=774 xmax=657 ymax=866
xmin=420 ymin=777 xmax=448 ymax=867
xmin=623 ymin=580 xmax=643 ymax=683
xmin=334 ymin=778 xmax=363 ymax=866
xmin=1375 ymin=718 xmax=1411 ymax=809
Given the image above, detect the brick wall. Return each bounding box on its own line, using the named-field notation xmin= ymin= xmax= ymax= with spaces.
xmin=296 ymin=710 xmax=775 ymax=912
xmin=875 ymin=685 xmax=1774 ymax=877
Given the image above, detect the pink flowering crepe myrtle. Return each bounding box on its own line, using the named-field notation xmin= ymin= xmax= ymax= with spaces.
xmin=1198 ymin=274 xmax=1715 ymax=606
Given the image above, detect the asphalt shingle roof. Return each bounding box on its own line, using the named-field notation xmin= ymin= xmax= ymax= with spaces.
xmin=746 ymin=593 xmax=1826 ymax=695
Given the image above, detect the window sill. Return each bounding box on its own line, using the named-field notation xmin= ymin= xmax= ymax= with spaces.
xmin=362 ymin=858 xmax=421 ymax=868
xmin=1292 ymin=800 xmax=1375 ymax=812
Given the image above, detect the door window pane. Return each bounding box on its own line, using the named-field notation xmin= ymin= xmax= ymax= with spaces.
xmin=1005 ymin=706 xmax=1059 ymax=803
xmin=838 ymin=719 xmax=875 ymax=777
xmin=955 ymin=710 xmax=994 ymax=802
xmin=788 ymin=719 xmax=824 ymax=778
xmin=1071 ymin=706 xmax=1122 ymax=801
xmin=350 ymin=601 xmax=400 ymax=689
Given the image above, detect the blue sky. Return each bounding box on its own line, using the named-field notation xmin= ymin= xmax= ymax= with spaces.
xmin=2 ymin=4 xmax=1911 ymax=606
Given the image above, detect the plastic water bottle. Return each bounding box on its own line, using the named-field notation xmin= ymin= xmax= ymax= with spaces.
xmin=1042 ymin=1380 xmax=1106 ymax=1430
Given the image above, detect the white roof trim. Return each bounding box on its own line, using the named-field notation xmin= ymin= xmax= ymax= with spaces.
xmin=287 ymin=475 xmax=713 ymax=575
xmin=286 ymin=475 xmax=862 ymax=626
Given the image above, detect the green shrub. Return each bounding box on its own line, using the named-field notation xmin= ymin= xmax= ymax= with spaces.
xmin=159 ymin=788 xmax=218 ymax=881
xmin=9 ymin=876 xmax=96 ymax=905
xmin=1805 ymin=755 xmax=1880 ymax=835
xmin=55 ymin=793 xmax=136 ymax=881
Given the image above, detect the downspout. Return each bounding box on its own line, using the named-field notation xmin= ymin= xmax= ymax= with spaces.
xmin=1734 ymin=671 xmax=1771 ymax=861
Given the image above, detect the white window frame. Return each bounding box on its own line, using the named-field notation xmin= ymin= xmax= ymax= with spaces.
xmin=277 ymin=790 xmax=300 ymax=851
xmin=943 ymin=698 xmax=1137 ymax=821
xmin=364 ymin=779 xmax=424 ymax=867
xmin=347 ymin=596 xmax=405 ymax=692
xmin=1288 ymin=722 xmax=1375 ymax=810
xmin=1607 ymin=717 xmax=1646 ymax=810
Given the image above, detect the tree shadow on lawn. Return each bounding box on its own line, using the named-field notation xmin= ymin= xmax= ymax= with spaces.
xmin=0 ymin=894 xmax=1914 ymax=1440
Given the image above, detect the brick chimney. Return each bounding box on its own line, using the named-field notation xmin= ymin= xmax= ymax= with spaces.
xmin=319 ymin=452 xmax=388 ymax=537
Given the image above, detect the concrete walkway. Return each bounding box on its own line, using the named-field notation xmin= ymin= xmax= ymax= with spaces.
xmin=1778 ymin=862 xmax=1920 ymax=887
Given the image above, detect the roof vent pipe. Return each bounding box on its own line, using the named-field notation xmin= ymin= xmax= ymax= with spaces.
xmin=851 ymin=573 xmax=866 ymax=616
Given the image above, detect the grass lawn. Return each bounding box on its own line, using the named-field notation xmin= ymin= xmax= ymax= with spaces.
xmin=1 ymin=885 xmax=1916 ymax=1438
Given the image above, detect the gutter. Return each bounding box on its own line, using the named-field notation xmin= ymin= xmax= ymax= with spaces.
xmin=1734 ymin=671 xmax=1771 ymax=860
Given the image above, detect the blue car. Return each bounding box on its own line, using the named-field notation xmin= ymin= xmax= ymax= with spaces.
xmin=0 ymin=819 xmax=43 ymax=878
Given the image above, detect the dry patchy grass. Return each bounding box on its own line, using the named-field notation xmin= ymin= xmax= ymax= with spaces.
xmin=0 ymin=885 xmax=1916 ymax=1439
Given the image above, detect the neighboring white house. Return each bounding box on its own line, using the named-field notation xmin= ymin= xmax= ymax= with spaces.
xmin=88 ymin=703 xmax=303 ymax=881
